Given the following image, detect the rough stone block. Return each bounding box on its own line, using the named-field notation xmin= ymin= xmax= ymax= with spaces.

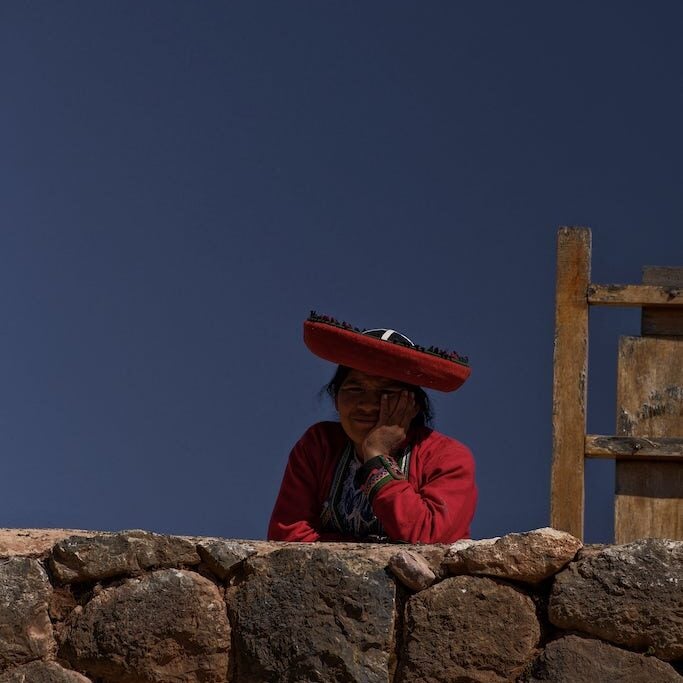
xmin=0 ymin=661 xmax=92 ymax=682
xmin=444 ymin=527 xmax=582 ymax=584
xmin=549 ymin=538 xmax=683 ymax=660
xmin=523 ymin=635 xmax=682 ymax=682
xmin=388 ymin=550 xmax=436 ymax=591
xmin=49 ymin=531 xmax=200 ymax=583
xmin=227 ymin=546 xmax=397 ymax=683
xmin=60 ymin=569 xmax=230 ymax=682
xmin=196 ymin=540 xmax=256 ymax=581
xmin=398 ymin=575 xmax=540 ymax=683
xmin=0 ymin=530 xmax=93 ymax=559
xmin=0 ymin=558 xmax=55 ymax=671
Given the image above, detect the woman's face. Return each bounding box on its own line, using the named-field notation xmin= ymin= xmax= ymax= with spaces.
xmin=335 ymin=369 xmax=406 ymax=449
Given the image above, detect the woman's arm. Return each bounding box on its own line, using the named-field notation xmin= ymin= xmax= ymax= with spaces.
xmin=355 ymin=391 xmax=477 ymax=543
xmin=356 ymin=435 xmax=477 ymax=543
xmin=268 ymin=428 xmax=323 ymax=541
xmin=268 ymin=423 xmax=349 ymax=542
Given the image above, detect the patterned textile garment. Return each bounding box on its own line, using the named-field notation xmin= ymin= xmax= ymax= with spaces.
xmin=320 ymin=442 xmax=411 ymax=541
xmin=268 ymin=421 xmax=477 ymax=543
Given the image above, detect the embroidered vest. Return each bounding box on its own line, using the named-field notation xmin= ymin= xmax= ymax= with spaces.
xmin=320 ymin=442 xmax=411 ymax=541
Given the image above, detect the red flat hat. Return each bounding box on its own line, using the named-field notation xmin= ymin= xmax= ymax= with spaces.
xmin=303 ymin=312 xmax=471 ymax=392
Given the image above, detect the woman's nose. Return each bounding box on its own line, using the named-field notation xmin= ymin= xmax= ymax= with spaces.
xmin=358 ymin=392 xmax=381 ymax=410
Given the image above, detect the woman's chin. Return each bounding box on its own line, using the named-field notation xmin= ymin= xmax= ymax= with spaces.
xmin=340 ymin=422 xmax=373 ymax=446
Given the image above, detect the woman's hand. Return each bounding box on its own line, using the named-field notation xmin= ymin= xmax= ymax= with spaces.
xmin=361 ymin=390 xmax=418 ymax=462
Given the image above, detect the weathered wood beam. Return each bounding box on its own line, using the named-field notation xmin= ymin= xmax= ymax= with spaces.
xmin=587 ymin=284 xmax=683 ymax=307
xmin=613 ymin=265 xmax=683 ymax=543
xmin=551 ymin=227 xmax=591 ymax=539
xmin=642 ymin=267 xmax=683 ymax=336
xmin=614 ymin=335 xmax=683 ymax=543
xmin=585 ymin=435 xmax=683 ymax=461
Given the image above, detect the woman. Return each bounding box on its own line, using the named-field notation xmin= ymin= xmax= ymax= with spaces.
xmin=268 ymin=312 xmax=477 ymax=544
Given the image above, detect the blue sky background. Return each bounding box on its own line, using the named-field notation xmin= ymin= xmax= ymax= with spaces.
xmin=2 ymin=2 xmax=681 ymax=543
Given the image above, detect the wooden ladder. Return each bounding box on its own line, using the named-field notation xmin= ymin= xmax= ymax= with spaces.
xmin=550 ymin=227 xmax=683 ymax=542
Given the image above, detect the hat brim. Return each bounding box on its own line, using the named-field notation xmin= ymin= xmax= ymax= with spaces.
xmin=304 ymin=320 xmax=470 ymax=392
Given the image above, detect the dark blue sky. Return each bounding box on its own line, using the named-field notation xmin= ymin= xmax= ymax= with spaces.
xmin=2 ymin=2 xmax=681 ymax=542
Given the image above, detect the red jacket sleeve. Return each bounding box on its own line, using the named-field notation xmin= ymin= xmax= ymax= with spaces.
xmin=268 ymin=426 xmax=323 ymax=541
xmin=268 ymin=424 xmax=348 ymax=542
xmin=360 ymin=432 xmax=477 ymax=544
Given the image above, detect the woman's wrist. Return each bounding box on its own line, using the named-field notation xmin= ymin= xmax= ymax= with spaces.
xmin=354 ymin=454 xmax=407 ymax=500
xmin=362 ymin=447 xmax=388 ymax=461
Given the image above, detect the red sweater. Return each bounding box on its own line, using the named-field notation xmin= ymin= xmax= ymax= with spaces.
xmin=268 ymin=421 xmax=477 ymax=544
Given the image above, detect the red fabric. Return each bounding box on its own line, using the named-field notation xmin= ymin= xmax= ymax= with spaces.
xmin=303 ymin=320 xmax=471 ymax=392
xmin=268 ymin=421 xmax=477 ymax=544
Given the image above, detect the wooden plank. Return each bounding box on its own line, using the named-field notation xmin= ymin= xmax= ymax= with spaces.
xmin=587 ymin=284 xmax=683 ymax=307
xmin=643 ymin=266 xmax=683 ymax=286
xmin=550 ymin=227 xmax=591 ymax=539
xmin=642 ymin=267 xmax=683 ymax=336
xmin=641 ymin=308 xmax=683 ymax=336
xmin=614 ymin=336 xmax=683 ymax=543
xmin=585 ymin=435 xmax=683 ymax=460
xmin=616 ymin=267 xmax=683 ymax=542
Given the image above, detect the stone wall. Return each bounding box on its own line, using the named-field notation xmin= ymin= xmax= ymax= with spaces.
xmin=0 ymin=528 xmax=681 ymax=682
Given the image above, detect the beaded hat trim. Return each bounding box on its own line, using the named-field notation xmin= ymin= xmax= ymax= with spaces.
xmin=304 ymin=311 xmax=471 ymax=392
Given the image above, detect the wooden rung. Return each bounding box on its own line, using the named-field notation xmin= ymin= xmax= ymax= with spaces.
xmin=585 ymin=435 xmax=683 ymax=460
xmin=587 ymin=284 xmax=683 ymax=306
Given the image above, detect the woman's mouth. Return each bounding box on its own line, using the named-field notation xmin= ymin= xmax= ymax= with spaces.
xmin=352 ymin=416 xmax=377 ymax=424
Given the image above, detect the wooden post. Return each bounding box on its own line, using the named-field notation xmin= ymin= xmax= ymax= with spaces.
xmin=550 ymin=227 xmax=591 ymax=538
xmin=614 ymin=267 xmax=683 ymax=542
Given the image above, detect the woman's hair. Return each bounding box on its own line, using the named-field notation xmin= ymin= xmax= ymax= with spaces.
xmin=323 ymin=365 xmax=434 ymax=428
